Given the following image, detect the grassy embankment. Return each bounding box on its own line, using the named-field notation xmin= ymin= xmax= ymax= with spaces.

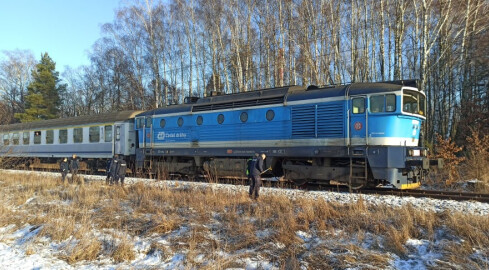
xmin=0 ymin=171 xmax=488 ymax=269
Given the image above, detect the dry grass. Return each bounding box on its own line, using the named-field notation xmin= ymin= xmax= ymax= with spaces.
xmin=0 ymin=170 xmax=487 ymax=268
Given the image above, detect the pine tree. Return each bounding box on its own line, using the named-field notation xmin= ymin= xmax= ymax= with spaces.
xmin=15 ymin=53 xmax=66 ymax=122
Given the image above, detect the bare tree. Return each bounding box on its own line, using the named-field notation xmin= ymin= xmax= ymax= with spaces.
xmin=0 ymin=50 xmax=36 ymax=123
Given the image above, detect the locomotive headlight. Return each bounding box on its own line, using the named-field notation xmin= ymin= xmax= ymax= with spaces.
xmin=408 ymin=149 xmax=421 ymax=156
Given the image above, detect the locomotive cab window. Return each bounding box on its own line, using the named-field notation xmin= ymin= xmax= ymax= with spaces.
xmin=34 ymin=131 xmax=41 ymax=144
xmin=104 ymin=125 xmax=112 ymax=142
xmin=369 ymin=94 xmax=396 ymax=113
xmin=59 ymin=129 xmax=68 ymax=144
xmin=370 ymin=95 xmax=384 ymax=113
xmin=352 ymin=97 xmax=365 ymax=114
xmin=12 ymin=133 xmax=19 ymax=145
xmin=403 ymin=90 xmax=426 ymax=116
xmin=145 ymin=117 xmax=152 ymax=128
xmin=386 ymin=94 xmax=396 ymax=112
xmin=73 ymin=128 xmax=83 ymax=143
xmin=89 ymin=126 xmax=100 ymax=143
xmin=46 ymin=130 xmax=54 ymax=144
xmin=23 ymin=132 xmax=29 ymax=145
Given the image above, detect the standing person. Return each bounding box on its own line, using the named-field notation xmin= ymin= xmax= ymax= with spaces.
xmin=116 ymin=157 xmax=127 ymax=187
xmin=60 ymin=158 xmax=69 ymax=183
xmin=247 ymin=153 xmax=258 ymax=197
xmin=69 ymin=154 xmax=80 ymax=183
xmin=250 ymin=153 xmax=266 ymax=200
xmin=106 ymin=156 xmax=115 ymax=185
xmin=109 ymin=155 xmax=119 ymax=185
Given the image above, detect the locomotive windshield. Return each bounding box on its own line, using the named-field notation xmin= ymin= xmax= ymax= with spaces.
xmin=403 ymin=90 xmax=426 ymax=116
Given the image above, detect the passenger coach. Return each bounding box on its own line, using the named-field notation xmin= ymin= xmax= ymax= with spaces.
xmin=0 ymin=111 xmax=141 ymax=171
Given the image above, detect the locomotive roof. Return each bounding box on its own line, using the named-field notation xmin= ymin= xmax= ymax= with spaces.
xmin=137 ymin=81 xmax=420 ymax=117
xmin=0 ymin=110 xmax=143 ymax=132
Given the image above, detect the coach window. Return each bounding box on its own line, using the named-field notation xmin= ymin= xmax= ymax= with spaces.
xmin=240 ymin=112 xmax=248 ymax=123
xmin=370 ymin=95 xmax=384 ymax=113
xmin=178 ymin=117 xmax=184 ymax=127
xmin=23 ymin=132 xmax=29 ymax=145
xmin=104 ymin=125 xmax=112 ymax=142
xmin=46 ymin=130 xmax=54 ymax=144
xmin=59 ymin=129 xmax=68 ymax=144
xmin=3 ymin=134 xmax=9 ymax=145
xmin=266 ymin=110 xmax=275 ymax=121
xmin=352 ymin=97 xmax=365 ymax=114
xmin=73 ymin=128 xmax=83 ymax=143
xmin=160 ymin=119 xmax=166 ymax=128
xmin=34 ymin=131 xmax=41 ymax=144
xmin=217 ymin=114 xmax=224 ymax=124
xmin=89 ymin=126 xmax=100 ymax=143
xmin=12 ymin=133 xmax=19 ymax=145
xmin=196 ymin=116 xmax=203 ymax=125
xmin=386 ymin=94 xmax=396 ymax=112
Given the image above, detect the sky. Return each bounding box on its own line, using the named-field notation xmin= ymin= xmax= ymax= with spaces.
xmin=0 ymin=0 xmax=122 ymax=72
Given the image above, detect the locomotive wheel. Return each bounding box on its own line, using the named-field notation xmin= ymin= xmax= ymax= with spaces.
xmin=348 ymin=183 xmax=364 ymax=190
xmin=292 ymin=178 xmax=309 ymax=186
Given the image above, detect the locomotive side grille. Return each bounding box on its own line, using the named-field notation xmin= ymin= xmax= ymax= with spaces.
xmin=291 ymin=105 xmax=316 ymax=138
xmin=291 ymin=103 xmax=344 ymax=138
xmin=317 ymin=104 xmax=344 ymax=137
xmin=192 ymin=97 xmax=284 ymax=112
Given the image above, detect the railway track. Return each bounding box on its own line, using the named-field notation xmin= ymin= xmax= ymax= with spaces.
xmin=201 ymin=176 xmax=489 ymax=204
xmin=3 ymin=169 xmax=489 ymax=204
xmin=353 ymin=188 xmax=489 ymax=203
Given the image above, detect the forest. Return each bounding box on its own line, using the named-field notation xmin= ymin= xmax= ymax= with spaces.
xmin=0 ymin=0 xmax=488 ymax=146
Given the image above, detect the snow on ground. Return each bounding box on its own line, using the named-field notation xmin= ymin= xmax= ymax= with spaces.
xmin=1 ymin=169 xmax=488 ymax=269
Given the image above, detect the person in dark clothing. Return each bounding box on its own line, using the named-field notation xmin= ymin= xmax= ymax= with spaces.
xmin=247 ymin=153 xmax=259 ymax=197
xmin=69 ymin=154 xmax=80 ymax=183
xmin=106 ymin=156 xmax=116 ymax=185
xmin=250 ymin=153 xmax=266 ymax=200
xmin=109 ymin=155 xmax=119 ymax=185
xmin=60 ymin=158 xmax=69 ymax=183
xmin=116 ymin=157 xmax=127 ymax=186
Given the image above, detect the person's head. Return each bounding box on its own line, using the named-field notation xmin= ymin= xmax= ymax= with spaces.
xmin=254 ymin=152 xmax=259 ymax=157
xmin=63 ymin=158 xmax=67 ymax=162
xmin=72 ymin=154 xmax=77 ymax=159
xmin=260 ymin=153 xmax=266 ymax=159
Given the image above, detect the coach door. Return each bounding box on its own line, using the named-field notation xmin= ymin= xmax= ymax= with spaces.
xmin=113 ymin=124 xmax=122 ymax=154
xmin=349 ymin=96 xmax=368 ymax=146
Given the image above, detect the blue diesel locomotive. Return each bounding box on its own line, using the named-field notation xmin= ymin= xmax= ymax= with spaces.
xmin=134 ymin=80 xmax=431 ymax=189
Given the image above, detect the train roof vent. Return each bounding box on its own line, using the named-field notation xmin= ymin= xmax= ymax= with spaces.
xmin=192 ymin=96 xmax=284 ymax=112
xmin=184 ymin=96 xmax=199 ymax=104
